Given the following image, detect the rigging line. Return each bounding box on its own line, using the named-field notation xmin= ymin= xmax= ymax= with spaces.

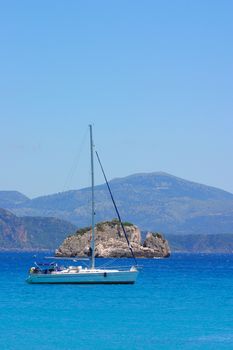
xmin=95 ymin=151 xmax=138 ymax=267
xmin=97 ymin=265 xmax=144 ymax=270
xmin=98 ymin=256 xmax=124 ymax=268
xmin=34 ymin=128 xmax=89 ymax=229
xmin=80 ymin=260 xmax=90 ymax=268
xmin=62 ymin=127 xmax=89 ymax=192
xmin=98 ymin=250 xmax=139 ymax=269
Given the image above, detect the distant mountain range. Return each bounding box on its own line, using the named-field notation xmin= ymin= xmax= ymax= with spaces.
xmin=1 ymin=172 xmax=233 ymax=236
xmin=166 ymin=233 xmax=233 ymax=253
xmin=0 ymin=208 xmax=76 ymax=250
xmin=1 ymin=204 xmax=232 ymax=252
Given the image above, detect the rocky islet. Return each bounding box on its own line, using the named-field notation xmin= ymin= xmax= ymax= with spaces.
xmin=56 ymin=219 xmax=171 ymax=258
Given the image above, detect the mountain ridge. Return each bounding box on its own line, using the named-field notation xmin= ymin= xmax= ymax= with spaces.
xmin=1 ymin=172 xmax=233 ymax=236
xmin=0 ymin=208 xmax=76 ymax=250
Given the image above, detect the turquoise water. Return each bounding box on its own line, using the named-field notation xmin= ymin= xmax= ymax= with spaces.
xmin=0 ymin=253 xmax=233 ymax=350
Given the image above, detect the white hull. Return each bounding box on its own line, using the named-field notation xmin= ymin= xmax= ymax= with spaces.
xmin=26 ymin=268 xmax=138 ymax=284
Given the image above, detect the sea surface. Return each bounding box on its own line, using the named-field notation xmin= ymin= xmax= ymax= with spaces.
xmin=0 ymin=253 xmax=233 ymax=350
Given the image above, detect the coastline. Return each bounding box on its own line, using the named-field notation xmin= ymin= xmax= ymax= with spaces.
xmin=0 ymin=248 xmax=51 ymax=253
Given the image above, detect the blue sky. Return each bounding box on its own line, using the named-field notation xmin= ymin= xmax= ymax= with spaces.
xmin=0 ymin=1 xmax=232 ymax=197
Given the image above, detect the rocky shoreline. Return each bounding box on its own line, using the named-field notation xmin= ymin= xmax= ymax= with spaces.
xmin=56 ymin=219 xmax=170 ymax=258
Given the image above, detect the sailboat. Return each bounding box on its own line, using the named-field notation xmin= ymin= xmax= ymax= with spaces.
xmin=26 ymin=125 xmax=138 ymax=284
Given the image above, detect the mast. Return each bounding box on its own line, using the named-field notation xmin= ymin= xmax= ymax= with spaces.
xmin=89 ymin=124 xmax=95 ymax=269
